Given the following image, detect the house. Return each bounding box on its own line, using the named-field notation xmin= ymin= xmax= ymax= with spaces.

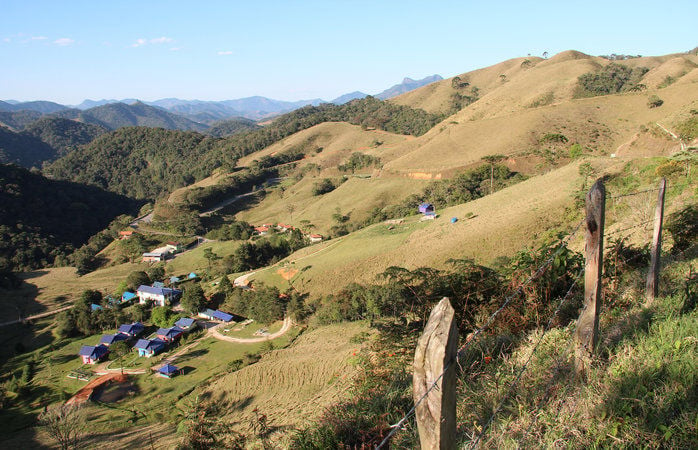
xmin=158 ymin=364 xmax=182 ymax=378
xmin=418 ymin=203 xmax=435 ymax=214
xmin=79 ymin=345 xmax=109 ymax=364
xmin=174 ymin=317 xmax=197 ymax=332
xmin=166 ymin=242 xmax=183 ymax=253
xmin=156 ymin=326 xmax=184 ymax=343
xmin=198 ymin=309 xmax=234 ymax=322
xmin=308 ymin=234 xmax=323 ymax=243
xmin=117 ymin=322 xmax=145 ymax=338
xmin=262 ymin=223 xmax=274 ymax=228
xmin=121 ymin=291 xmax=137 ymax=303
xmin=142 ymin=252 xmax=166 ymax=262
xmin=119 ymin=230 xmax=134 ymax=240
xmin=276 ymin=223 xmax=292 ymax=232
xmin=137 ymin=285 xmax=182 ymax=307
xmin=134 ymin=339 xmax=166 ymax=357
xmin=254 ymin=226 xmax=269 ymax=235
xmin=99 ymin=333 xmax=128 ymax=347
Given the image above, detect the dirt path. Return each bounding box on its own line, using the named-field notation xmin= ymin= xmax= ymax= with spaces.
xmin=0 ymin=305 xmax=73 ymax=328
xmin=153 ymin=338 xmax=202 ymax=370
xmin=208 ymin=317 xmax=292 ymax=343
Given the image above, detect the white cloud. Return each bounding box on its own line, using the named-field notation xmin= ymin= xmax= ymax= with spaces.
xmin=150 ymin=37 xmax=172 ymax=44
xmin=31 ymin=36 xmax=48 ymax=41
xmin=132 ymin=38 xmax=147 ymax=47
xmin=217 ymin=50 xmax=233 ymax=55
xmin=53 ymin=38 xmax=75 ymax=46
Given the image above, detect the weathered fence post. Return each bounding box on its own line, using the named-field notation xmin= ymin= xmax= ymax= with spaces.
xmin=413 ymin=297 xmax=459 ymax=450
xmin=575 ymin=179 xmax=605 ymax=377
xmin=645 ymin=178 xmax=666 ymax=304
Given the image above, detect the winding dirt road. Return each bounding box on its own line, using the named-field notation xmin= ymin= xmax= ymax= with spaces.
xmin=208 ymin=316 xmax=293 ymax=343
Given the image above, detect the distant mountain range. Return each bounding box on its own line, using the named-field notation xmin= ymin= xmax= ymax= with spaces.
xmin=2 ymin=74 xmax=443 ymax=125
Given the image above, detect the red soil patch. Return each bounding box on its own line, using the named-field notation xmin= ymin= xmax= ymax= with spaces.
xmin=65 ymin=373 xmax=128 ymax=406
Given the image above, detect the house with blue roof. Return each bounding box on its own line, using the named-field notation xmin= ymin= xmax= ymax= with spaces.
xmin=198 ymin=309 xmax=234 ymax=322
xmin=134 ymin=338 xmax=166 ymax=357
xmin=174 ymin=317 xmax=197 ymax=332
xmin=158 ymin=364 xmax=182 ymax=378
xmin=117 ymin=322 xmax=145 ymax=338
xmin=99 ymin=333 xmax=128 ymax=347
xmin=137 ymin=285 xmax=182 ymax=307
xmin=156 ymin=326 xmax=184 ymax=343
xmin=79 ymin=345 xmax=109 ymax=364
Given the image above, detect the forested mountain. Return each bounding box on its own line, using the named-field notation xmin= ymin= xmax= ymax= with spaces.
xmin=46 ymin=97 xmax=441 ymax=201
xmin=46 ymin=127 xmax=231 ymax=200
xmin=0 ymin=100 xmax=68 ymax=114
xmin=53 ymin=102 xmax=209 ymax=131
xmin=206 ymin=117 xmax=261 ymax=137
xmin=331 ymin=91 xmax=369 ymax=104
xmin=0 ymin=126 xmax=57 ymax=168
xmin=23 ymin=118 xmax=108 ymax=158
xmin=375 ymin=74 xmax=443 ymax=99
xmin=0 ymin=110 xmax=43 ymax=130
xmin=0 ymin=163 xmax=139 ymax=271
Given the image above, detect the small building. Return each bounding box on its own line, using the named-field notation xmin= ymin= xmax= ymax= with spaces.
xmin=99 ymin=333 xmax=128 ymax=347
xmin=158 ymin=364 xmax=182 ymax=378
xmin=254 ymin=226 xmax=269 ymax=235
xmin=156 ymin=326 xmax=184 ymax=343
xmin=79 ymin=345 xmax=109 ymax=364
xmin=134 ymin=338 xmax=166 ymax=357
xmin=142 ymin=252 xmax=167 ymax=263
xmin=137 ymin=285 xmax=182 ymax=307
xmin=90 ymin=303 xmax=103 ymax=311
xmin=119 ymin=230 xmax=134 ymax=240
xmin=262 ymin=223 xmax=274 ymax=228
xmin=152 ymin=281 xmax=165 ymax=288
xmin=169 ymin=276 xmax=181 ymax=285
xmin=198 ymin=309 xmax=234 ymax=323
xmin=418 ymin=203 xmax=435 ymax=214
xmin=308 ymin=234 xmax=323 ymax=243
xmin=121 ymin=291 xmax=137 ymax=303
xmin=188 ymin=272 xmax=198 ymax=280
xmin=117 ymin=322 xmax=145 ymax=338
xmin=174 ymin=317 xmax=197 ymax=332
xmin=166 ymin=242 xmax=183 ymax=253
xmin=276 ymin=223 xmax=292 ymax=232
xmin=450 ymin=217 xmax=458 ymax=223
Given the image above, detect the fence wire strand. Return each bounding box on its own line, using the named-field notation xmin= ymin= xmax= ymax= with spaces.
xmin=375 ymin=219 xmax=584 ymax=449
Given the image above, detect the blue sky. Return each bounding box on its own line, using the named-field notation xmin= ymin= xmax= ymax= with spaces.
xmin=1 ymin=0 xmax=696 ymax=104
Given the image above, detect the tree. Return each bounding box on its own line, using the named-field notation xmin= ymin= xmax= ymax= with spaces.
xmin=151 ymin=306 xmax=173 ymax=328
xmin=481 ymin=154 xmax=506 ymax=194
xmin=543 ymin=51 xmax=549 ymax=59
xmin=203 ymin=248 xmax=221 ymax=271
xmin=38 ymin=404 xmax=87 ymax=450
xmin=110 ymin=341 xmax=130 ymax=375
xmin=147 ymin=265 xmax=165 ymax=283
xmin=126 ymin=270 xmax=150 ymax=291
xmin=217 ymin=275 xmax=234 ymax=297
xmin=181 ymin=284 xmax=207 ymax=315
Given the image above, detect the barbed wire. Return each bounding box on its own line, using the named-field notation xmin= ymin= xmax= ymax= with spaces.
xmin=468 ymin=267 xmax=585 ymax=448
xmin=375 ymin=219 xmax=584 ymax=449
xmin=607 ymin=188 xmax=659 ymax=200
xmin=604 ymin=218 xmax=655 ymax=239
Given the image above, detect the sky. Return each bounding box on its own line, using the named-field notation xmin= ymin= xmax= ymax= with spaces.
xmin=1 ymin=0 xmax=696 ymax=105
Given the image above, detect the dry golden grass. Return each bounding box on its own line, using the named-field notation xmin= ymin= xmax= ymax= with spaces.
xmin=204 ymin=321 xmax=371 ymax=437
xmin=641 ymin=56 xmax=698 ymax=89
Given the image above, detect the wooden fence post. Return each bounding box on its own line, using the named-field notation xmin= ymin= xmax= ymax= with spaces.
xmin=575 ymin=179 xmax=605 ymax=377
xmin=645 ymin=178 xmax=666 ymax=304
xmin=413 ymin=297 xmax=459 ymax=450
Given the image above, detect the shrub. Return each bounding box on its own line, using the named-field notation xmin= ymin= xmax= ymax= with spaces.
xmin=569 ymin=143 xmax=584 ymax=158
xmin=647 ymin=95 xmax=664 ymax=108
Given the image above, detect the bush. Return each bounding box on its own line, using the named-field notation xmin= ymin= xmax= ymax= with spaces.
xmin=647 ymin=95 xmax=664 ymax=108
xmin=575 ymin=63 xmax=649 ymax=97
xmin=311 ymin=178 xmax=337 ymax=196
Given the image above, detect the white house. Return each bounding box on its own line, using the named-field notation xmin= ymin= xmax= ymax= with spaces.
xmin=136 ymin=285 xmax=182 ymax=307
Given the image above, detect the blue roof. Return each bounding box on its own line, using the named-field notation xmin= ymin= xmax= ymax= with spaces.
xmin=157 ymin=327 xmax=184 ymax=338
xmin=158 ymin=364 xmax=179 ymax=374
xmin=134 ymin=338 xmax=166 ymax=351
xmin=99 ymin=334 xmax=128 ymax=345
xmin=170 ymin=276 xmax=180 ymax=283
xmin=201 ymin=308 xmax=217 ymax=317
xmin=90 ymin=303 xmax=103 ymax=311
xmin=212 ymin=310 xmax=234 ymax=322
xmin=118 ymin=322 xmax=144 ymax=335
xmin=121 ymin=291 xmax=137 ymax=301
xmin=175 ymin=317 xmax=196 ymax=328
xmin=188 ymin=272 xmax=197 ymax=278
xmin=137 ymin=285 xmax=181 ymax=297
xmin=79 ymin=345 xmax=108 ymax=359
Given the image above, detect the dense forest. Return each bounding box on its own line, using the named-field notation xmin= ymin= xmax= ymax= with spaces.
xmin=47 ymin=97 xmax=441 ymax=201
xmin=0 ymin=110 xmax=43 ymax=130
xmin=0 ymin=126 xmax=57 ymax=168
xmin=0 ymin=163 xmax=139 ymax=272
xmin=206 ymin=117 xmax=260 ymax=137
xmin=24 ymin=118 xmax=108 ymax=159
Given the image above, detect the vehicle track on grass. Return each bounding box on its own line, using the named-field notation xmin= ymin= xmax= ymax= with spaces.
xmin=208 ymin=316 xmax=292 ymax=343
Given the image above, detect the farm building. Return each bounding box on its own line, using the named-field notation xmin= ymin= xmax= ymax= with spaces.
xmin=79 ymin=345 xmax=109 ymax=364
xmin=142 ymin=252 xmax=167 ymax=262
xmin=117 ymin=322 xmax=145 ymax=338
xmin=418 ymin=203 xmax=435 ymax=214
xmin=254 ymin=226 xmax=269 ymax=235
xmin=134 ymin=339 xmax=166 ymax=357
xmin=158 ymin=364 xmax=182 ymax=378
xmin=137 ymin=285 xmax=182 ymax=307
xmin=156 ymin=326 xmax=184 ymax=343
xmin=198 ymin=309 xmax=234 ymax=322
xmin=99 ymin=333 xmax=128 ymax=347
xmin=308 ymin=234 xmax=323 ymax=243
xmin=174 ymin=317 xmax=197 ymax=332
xmin=166 ymin=242 xmax=183 ymax=253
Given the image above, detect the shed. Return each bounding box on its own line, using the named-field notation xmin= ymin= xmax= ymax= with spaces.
xmin=212 ymin=310 xmax=234 ymax=322
xmin=134 ymin=338 xmax=166 ymax=357
xmin=158 ymin=364 xmax=182 ymax=378
xmin=188 ymin=272 xmax=198 ymax=279
xmin=121 ymin=291 xmax=137 ymax=303
xmin=418 ymin=203 xmax=435 ymax=214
